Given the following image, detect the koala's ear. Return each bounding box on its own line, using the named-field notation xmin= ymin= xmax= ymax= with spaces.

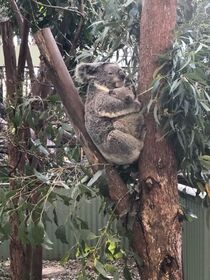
xmin=75 ymin=63 xmax=98 ymax=84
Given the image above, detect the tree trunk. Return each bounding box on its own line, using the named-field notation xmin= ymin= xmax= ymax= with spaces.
xmin=1 ymin=20 xmax=28 ymax=280
xmin=29 ymin=61 xmax=53 ymax=280
xmin=1 ymin=20 xmax=41 ymax=280
xmin=132 ymin=0 xmax=183 ymax=279
xmin=30 ymin=246 xmax=42 ymax=280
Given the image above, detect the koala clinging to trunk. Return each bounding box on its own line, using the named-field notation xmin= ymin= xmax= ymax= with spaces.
xmin=75 ymin=62 xmax=146 ymax=165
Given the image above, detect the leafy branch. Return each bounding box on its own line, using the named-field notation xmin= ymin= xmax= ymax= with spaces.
xmin=150 ymin=2 xmax=210 ymax=187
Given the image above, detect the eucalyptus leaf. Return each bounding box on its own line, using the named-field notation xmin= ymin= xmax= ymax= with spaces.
xmin=123 ymin=0 xmax=134 ymax=8
xmin=18 ymin=221 xmax=28 ymax=243
xmin=79 ymin=229 xmax=97 ymax=241
xmin=123 ymin=266 xmax=133 ymax=280
xmin=53 ymin=208 xmax=58 ymax=226
xmin=87 ymin=170 xmax=105 ymax=187
xmin=153 ymin=104 xmax=160 ymax=125
xmin=56 ymin=193 xmax=72 ymax=206
xmin=94 ymin=259 xmax=113 ymax=279
xmin=43 ymin=232 xmax=54 ymax=250
xmin=200 ymin=101 xmax=210 ymax=112
xmin=34 ymin=169 xmax=50 ymax=184
xmin=38 ymin=145 xmax=49 ymax=156
xmin=55 ymin=225 xmax=69 ymax=244
xmin=61 ymin=123 xmax=73 ymax=132
xmin=28 ymin=219 xmax=45 ymax=245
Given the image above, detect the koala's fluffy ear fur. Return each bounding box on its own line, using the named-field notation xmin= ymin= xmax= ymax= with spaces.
xmin=75 ymin=63 xmax=99 ymax=84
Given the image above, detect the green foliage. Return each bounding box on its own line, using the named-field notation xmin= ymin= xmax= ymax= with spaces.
xmin=15 ymin=0 xmax=140 ymax=78
xmin=150 ymin=1 xmax=210 ymax=187
xmin=55 ymin=225 xmax=69 ymax=244
xmin=76 ymin=0 xmax=141 ymax=82
xmin=0 ymin=0 xmax=11 ymax=21
xmin=2 ymin=0 xmax=210 ymax=278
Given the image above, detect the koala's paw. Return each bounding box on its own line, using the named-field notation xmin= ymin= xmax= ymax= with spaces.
xmin=132 ymin=100 xmax=142 ymax=112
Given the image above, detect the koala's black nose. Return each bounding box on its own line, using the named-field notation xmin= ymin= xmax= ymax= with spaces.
xmin=119 ymin=70 xmax=125 ymax=81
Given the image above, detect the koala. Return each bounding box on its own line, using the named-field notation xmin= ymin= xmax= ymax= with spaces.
xmin=75 ymin=62 xmax=146 ymax=165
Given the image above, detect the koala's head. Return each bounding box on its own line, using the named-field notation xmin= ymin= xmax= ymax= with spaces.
xmin=109 ymin=87 xmax=135 ymax=104
xmin=75 ymin=62 xmax=126 ymax=89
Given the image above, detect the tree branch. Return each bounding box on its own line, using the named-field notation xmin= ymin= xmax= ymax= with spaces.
xmin=1 ymin=21 xmax=17 ymax=99
xmin=9 ymin=0 xmax=35 ymax=82
xmin=17 ymin=18 xmax=29 ymax=83
xmin=31 ymin=0 xmax=85 ymax=17
xmin=34 ymin=28 xmax=129 ymax=214
xmin=70 ymin=0 xmax=84 ymax=53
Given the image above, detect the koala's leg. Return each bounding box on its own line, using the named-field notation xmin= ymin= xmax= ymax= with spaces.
xmin=101 ymin=129 xmax=144 ymax=165
xmin=113 ymin=112 xmax=146 ymax=140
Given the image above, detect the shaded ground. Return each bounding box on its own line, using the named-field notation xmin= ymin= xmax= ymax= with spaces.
xmin=0 ymin=259 xmax=139 ymax=279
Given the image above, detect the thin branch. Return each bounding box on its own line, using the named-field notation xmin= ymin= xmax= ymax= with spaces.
xmin=17 ymin=18 xmax=29 ymax=83
xmin=31 ymin=0 xmax=85 ymax=17
xmin=9 ymin=0 xmax=35 ymax=81
xmin=1 ymin=21 xmax=17 ymax=99
xmin=70 ymin=0 xmax=85 ymax=53
xmin=9 ymin=0 xmax=23 ymax=29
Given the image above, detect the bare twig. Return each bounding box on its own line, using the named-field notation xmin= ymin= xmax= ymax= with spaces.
xmin=70 ymin=0 xmax=85 ymax=53
xmin=31 ymin=0 xmax=85 ymax=17
xmin=17 ymin=18 xmax=29 ymax=83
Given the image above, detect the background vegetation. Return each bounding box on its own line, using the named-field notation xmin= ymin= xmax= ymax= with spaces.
xmin=0 ymin=0 xmax=210 ymax=279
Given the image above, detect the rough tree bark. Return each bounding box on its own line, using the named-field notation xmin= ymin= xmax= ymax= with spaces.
xmin=132 ymin=0 xmax=182 ymax=279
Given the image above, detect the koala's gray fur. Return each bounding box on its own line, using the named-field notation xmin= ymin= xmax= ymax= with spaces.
xmin=75 ymin=62 xmax=146 ymax=165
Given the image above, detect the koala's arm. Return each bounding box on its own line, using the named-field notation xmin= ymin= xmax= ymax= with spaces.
xmin=95 ymin=94 xmax=141 ymax=118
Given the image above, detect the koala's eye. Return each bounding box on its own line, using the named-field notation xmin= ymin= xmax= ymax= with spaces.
xmin=108 ymin=72 xmax=113 ymax=75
